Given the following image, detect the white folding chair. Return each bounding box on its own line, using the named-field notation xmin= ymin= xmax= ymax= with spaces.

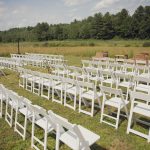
xmin=101 ymin=70 xmax=116 ymax=89
xmin=55 ymin=115 xmax=100 ymax=150
xmin=78 ymin=81 xmax=102 ymax=117
xmin=26 ymin=70 xmax=34 ymax=92
xmin=41 ymin=73 xmax=52 ymax=100
xmin=0 ymin=84 xmax=7 ymax=118
xmin=14 ymin=98 xmax=32 ymax=140
xmin=5 ymin=90 xmax=23 ymax=127
xmin=134 ymin=76 xmax=150 ymax=94
xmin=116 ymin=73 xmax=133 ymax=101
xmin=127 ymin=91 xmax=150 ymax=142
xmin=52 ymin=76 xmax=64 ymax=104
xmin=32 ymin=71 xmax=42 ymax=96
xmin=64 ymin=78 xmax=78 ymax=110
xmin=31 ymin=105 xmax=55 ymax=150
xmin=86 ymin=68 xmax=100 ymax=87
xmin=123 ymin=64 xmax=136 ymax=76
xmin=100 ymin=86 xmax=129 ymax=129
xmin=77 ymin=68 xmax=88 ymax=82
xmin=19 ymin=68 xmax=32 ymax=88
xmin=68 ymin=66 xmax=82 ymax=80
xmin=135 ymin=65 xmax=150 ymax=78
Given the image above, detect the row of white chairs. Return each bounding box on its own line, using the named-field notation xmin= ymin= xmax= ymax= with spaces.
xmin=50 ymin=64 xmax=150 ymax=100
xmin=82 ymin=60 xmax=150 ymax=76
xmin=18 ymin=68 xmax=150 ymax=142
xmin=0 ymin=84 xmax=100 ymax=150
xmin=20 ymin=67 xmax=150 ymax=128
xmin=92 ymin=57 xmax=148 ymax=65
xmin=18 ymin=68 xmax=102 ymax=117
xmin=0 ymin=57 xmax=24 ymax=70
xmin=11 ymin=53 xmax=66 ymax=67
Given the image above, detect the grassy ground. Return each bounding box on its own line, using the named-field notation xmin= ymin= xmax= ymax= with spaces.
xmin=0 ymin=40 xmax=150 ymax=149
xmin=0 ymin=68 xmax=149 ymax=150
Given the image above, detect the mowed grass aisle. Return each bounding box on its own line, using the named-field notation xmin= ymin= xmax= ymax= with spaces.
xmin=0 ymin=66 xmax=149 ymax=150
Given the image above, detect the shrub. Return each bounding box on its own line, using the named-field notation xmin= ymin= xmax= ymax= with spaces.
xmin=42 ymin=42 xmax=49 ymax=47
xmin=89 ymin=42 xmax=95 ymax=46
xmin=125 ymin=44 xmax=130 ymax=47
xmin=33 ymin=43 xmax=39 ymax=47
xmin=143 ymin=42 xmax=150 ymax=47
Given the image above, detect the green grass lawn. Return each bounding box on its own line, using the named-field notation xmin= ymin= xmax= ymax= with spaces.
xmin=0 ymin=62 xmax=149 ymax=150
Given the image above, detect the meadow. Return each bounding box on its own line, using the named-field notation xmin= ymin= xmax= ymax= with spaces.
xmin=0 ymin=40 xmax=150 ymax=150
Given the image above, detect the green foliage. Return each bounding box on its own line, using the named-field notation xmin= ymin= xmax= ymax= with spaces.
xmin=0 ymin=6 xmax=149 ymax=42
xmin=143 ymin=42 xmax=150 ymax=47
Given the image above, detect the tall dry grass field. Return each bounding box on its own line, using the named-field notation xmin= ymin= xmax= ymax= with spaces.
xmin=0 ymin=42 xmax=150 ymax=58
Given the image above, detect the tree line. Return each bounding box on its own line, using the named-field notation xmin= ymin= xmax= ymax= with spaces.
xmin=0 ymin=5 xmax=150 ymax=42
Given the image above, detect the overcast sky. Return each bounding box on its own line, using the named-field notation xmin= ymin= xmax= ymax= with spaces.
xmin=0 ymin=0 xmax=149 ymax=31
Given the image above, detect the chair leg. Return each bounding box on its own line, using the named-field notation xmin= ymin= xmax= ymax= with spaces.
xmin=44 ymin=129 xmax=48 ymax=150
xmin=0 ymin=99 xmax=2 ymax=118
xmin=115 ymin=106 xmax=121 ymax=129
xmin=100 ymin=98 xmax=105 ymax=123
xmin=127 ymin=110 xmax=133 ymax=134
xmin=91 ymin=99 xmax=94 ymax=117
xmin=55 ymin=124 xmax=60 ymax=150
xmin=148 ymin=128 xmax=150 ymax=143
xmin=31 ymin=116 xmax=35 ymax=148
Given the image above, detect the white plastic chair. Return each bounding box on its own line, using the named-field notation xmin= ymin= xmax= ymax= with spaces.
xmin=31 ymin=105 xmax=55 ymax=150
xmin=64 ymin=78 xmax=78 ymax=110
xmin=78 ymin=81 xmax=102 ymax=117
xmin=55 ymin=114 xmax=100 ymax=150
xmin=100 ymin=86 xmax=129 ymax=129
xmin=101 ymin=70 xmax=116 ymax=89
xmin=52 ymin=76 xmax=64 ymax=104
xmin=127 ymin=91 xmax=150 ymax=142
xmin=116 ymin=73 xmax=133 ymax=100
xmin=19 ymin=68 xmax=32 ymax=88
xmin=134 ymin=76 xmax=150 ymax=94
xmin=5 ymin=90 xmax=23 ymax=127
xmin=14 ymin=98 xmax=32 ymax=140
xmin=26 ymin=70 xmax=34 ymax=92
xmin=32 ymin=71 xmax=42 ymax=96
xmin=41 ymin=73 xmax=52 ymax=99
xmin=0 ymin=84 xmax=7 ymax=118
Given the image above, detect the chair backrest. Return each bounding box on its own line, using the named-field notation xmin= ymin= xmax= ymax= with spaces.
xmin=134 ymin=76 xmax=150 ymax=84
xmin=77 ymin=81 xmax=94 ymax=90
xmin=100 ymin=86 xmax=122 ymax=96
xmin=130 ymin=91 xmax=150 ymax=104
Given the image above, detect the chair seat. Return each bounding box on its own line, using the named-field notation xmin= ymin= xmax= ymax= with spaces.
xmin=139 ymin=73 xmax=149 ymax=78
xmin=59 ymin=125 xmax=100 ymax=149
xmin=89 ymin=76 xmax=98 ymax=81
xmin=33 ymin=77 xmax=42 ymax=84
xmin=0 ymin=93 xmax=6 ymax=101
xmin=19 ymin=107 xmax=32 ymax=117
xmin=135 ymin=84 xmax=150 ymax=92
xmin=126 ymin=72 xmax=135 ymax=76
xmin=9 ymin=100 xmax=17 ymax=108
xmin=35 ymin=117 xmax=54 ymax=132
xmin=133 ymin=103 xmax=150 ymax=117
xmin=105 ymin=97 xmax=129 ymax=108
xmin=69 ymin=72 xmax=81 ymax=77
xmin=59 ymin=70 xmax=68 ymax=75
xmin=20 ymin=74 xmax=32 ymax=78
xmin=66 ymin=86 xmax=78 ymax=95
xmin=42 ymin=80 xmax=52 ymax=87
xmin=77 ymin=74 xmax=87 ymax=80
xmin=81 ymin=90 xmax=102 ymax=99
xmin=103 ymin=79 xmax=114 ymax=84
xmin=118 ymin=82 xmax=131 ymax=88
xmin=55 ymin=84 xmax=72 ymax=91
